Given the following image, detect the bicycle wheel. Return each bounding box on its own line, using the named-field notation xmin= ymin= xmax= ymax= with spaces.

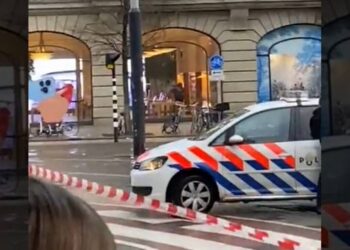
xmin=190 ymin=116 xmax=197 ymax=134
xmin=62 ymin=122 xmax=79 ymax=137
xmin=118 ymin=117 xmax=126 ymax=135
xmin=196 ymin=113 xmax=205 ymax=133
xmin=162 ymin=115 xmax=175 ymax=134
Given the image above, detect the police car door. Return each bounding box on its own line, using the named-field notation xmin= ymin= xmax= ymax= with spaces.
xmin=294 ymin=106 xmax=320 ymax=196
xmin=211 ymin=107 xmax=297 ymax=198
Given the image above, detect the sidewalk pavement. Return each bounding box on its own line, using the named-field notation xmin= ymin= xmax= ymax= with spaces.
xmin=29 ymin=120 xmax=193 ymax=142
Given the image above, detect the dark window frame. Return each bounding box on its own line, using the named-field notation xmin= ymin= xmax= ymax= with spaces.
xmin=295 ymin=105 xmax=319 ymax=141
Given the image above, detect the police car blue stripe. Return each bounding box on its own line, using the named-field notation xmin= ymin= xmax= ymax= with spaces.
xmin=288 ymin=172 xmax=317 ymax=193
xmin=271 ymin=159 xmax=291 ymax=169
xmin=221 ymin=161 xmax=242 ymax=172
xmin=168 ymin=164 xmax=182 ymax=171
xmin=332 ymin=230 xmax=350 ymax=246
xmin=246 ymin=160 xmax=266 ymax=171
xmin=236 ymin=174 xmax=272 ymax=195
xmin=195 ymin=163 xmax=246 ymax=196
xmin=273 ymin=160 xmax=317 ymax=193
xmin=263 ymin=173 xmax=297 ymax=194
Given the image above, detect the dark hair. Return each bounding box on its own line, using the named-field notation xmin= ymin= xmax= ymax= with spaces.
xmin=29 ymin=178 xmax=116 ymax=250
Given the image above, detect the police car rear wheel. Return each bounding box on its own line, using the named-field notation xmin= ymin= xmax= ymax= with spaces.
xmin=173 ymin=176 xmax=215 ymax=213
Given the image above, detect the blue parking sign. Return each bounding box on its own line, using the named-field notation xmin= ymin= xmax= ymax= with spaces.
xmin=209 ymin=55 xmax=224 ymax=70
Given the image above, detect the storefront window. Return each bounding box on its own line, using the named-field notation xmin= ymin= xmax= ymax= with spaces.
xmin=28 ymin=32 xmax=93 ymax=132
xmin=29 ymin=58 xmax=78 ymax=125
xmin=141 ymin=28 xmax=220 ymax=120
xmin=257 ymin=25 xmax=321 ymax=102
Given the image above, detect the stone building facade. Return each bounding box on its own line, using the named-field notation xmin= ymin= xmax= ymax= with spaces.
xmin=28 ymin=0 xmax=321 ymax=128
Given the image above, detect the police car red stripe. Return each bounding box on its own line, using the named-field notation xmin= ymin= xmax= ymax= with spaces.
xmin=215 ymin=146 xmax=244 ymax=171
xmin=189 ymin=146 xmax=218 ymax=171
xmin=238 ymin=144 xmax=269 ymax=170
xmin=265 ymin=143 xmax=295 ymax=169
xmin=168 ymin=152 xmax=192 ymax=169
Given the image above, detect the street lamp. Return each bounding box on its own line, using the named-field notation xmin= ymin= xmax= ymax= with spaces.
xmin=129 ymin=0 xmax=145 ymax=157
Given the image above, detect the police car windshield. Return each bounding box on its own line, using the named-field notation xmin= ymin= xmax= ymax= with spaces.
xmin=190 ymin=108 xmax=249 ymax=141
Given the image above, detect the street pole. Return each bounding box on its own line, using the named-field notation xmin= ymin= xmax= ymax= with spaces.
xmin=106 ymin=53 xmax=121 ymax=143
xmin=129 ymin=0 xmax=145 ymax=157
xmin=111 ymin=66 xmax=119 ymax=142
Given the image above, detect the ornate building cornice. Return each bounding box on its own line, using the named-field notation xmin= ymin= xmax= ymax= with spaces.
xmin=29 ymin=0 xmax=321 ymax=16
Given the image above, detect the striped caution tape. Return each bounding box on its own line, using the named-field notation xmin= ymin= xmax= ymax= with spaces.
xmin=29 ymin=165 xmax=320 ymax=250
xmin=322 ymin=203 xmax=350 ymax=248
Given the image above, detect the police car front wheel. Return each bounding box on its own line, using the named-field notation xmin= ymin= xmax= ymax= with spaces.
xmin=172 ymin=175 xmax=216 ymax=213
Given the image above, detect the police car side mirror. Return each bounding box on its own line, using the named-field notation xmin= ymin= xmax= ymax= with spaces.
xmin=228 ymin=135 xmax=244 ymax=145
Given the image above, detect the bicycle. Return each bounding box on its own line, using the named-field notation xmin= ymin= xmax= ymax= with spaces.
xmin=117 ymin=112 xmax=126 ymax=135
xmin=192 ymin=104 xmax=226 ymax=134
xmin=162 ymin=102 xmax=187 ymax=134
xmin=190 ymin=103 xmax=200 ymax=134
xmin=34 ymin=120 xmax=79 ymax=137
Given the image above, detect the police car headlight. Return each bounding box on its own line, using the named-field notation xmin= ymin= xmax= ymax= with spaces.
xmin=139 ymin=156 xmax=168 ymax=171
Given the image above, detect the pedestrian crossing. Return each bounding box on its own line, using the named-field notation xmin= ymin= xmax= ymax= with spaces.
xmin=91 ymin=203 xmax=320 ymax=250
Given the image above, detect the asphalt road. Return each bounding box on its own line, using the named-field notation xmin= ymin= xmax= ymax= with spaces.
xmin=29 ymin=139 xmax=321 ymax=250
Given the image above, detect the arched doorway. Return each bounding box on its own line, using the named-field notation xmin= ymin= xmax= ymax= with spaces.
xmin=138 ymin=28 xmax=220 ymax=119
xmin=28 ymin=31 xmax=93 ymax=126
xmin=323 ymin=15 xmax=350 ymax=136
xmin=257 ymin=24 xmax=321 ymax=102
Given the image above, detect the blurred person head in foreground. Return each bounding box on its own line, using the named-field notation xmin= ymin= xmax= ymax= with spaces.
xmin=29 ymin=178 xmax=116 ymax=250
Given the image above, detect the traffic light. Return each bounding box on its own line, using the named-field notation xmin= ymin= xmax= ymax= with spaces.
xmin=105 ymin=53 xmax=121 ymax=70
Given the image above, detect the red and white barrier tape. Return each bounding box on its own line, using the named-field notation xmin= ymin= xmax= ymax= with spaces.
xmin=29 ymin=165 xmax=320 ymax=250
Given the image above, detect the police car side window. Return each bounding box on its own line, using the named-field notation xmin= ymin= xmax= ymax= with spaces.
xmin=212 ymin=108 xmax=292 ymax=145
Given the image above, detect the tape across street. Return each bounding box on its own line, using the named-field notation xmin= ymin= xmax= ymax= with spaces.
xmin=29 ymin=165 xmax=321 ymax=250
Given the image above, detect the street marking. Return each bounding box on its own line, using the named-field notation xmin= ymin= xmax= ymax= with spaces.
xmin=90 ymin=202 xmax=136 ymax=208
xmin=182 ymin=224 xmax=320 ymax=244
xmin=99 ymin=210 xmax=183 ymax=224
xmin=64 ymin=172 xmax=129 ymax=178
xmin=29 ymin=140 xmax=115 ymax=146
xmin=47 ymin=158 xmax=127 ymax=162
xmin=107 ymin=223 xmax=253 ymax=250
xmin=114 ymin=239 xmax=158 ymax=250
xmin=223 ymin=215 xmax=321 ymax=232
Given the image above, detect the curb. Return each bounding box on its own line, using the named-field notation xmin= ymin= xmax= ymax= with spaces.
xmin=29 ymin=135 xmax=187 ymax=143
xmin=29 ymin=165 xmax=320 ymax=250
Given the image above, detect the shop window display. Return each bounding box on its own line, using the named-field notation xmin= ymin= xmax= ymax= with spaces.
xmin=257 ymin=24 xmax=321 ymax=102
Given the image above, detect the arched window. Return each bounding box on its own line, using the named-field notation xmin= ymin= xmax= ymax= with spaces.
xmin=29 ymin=32 xmax=93 ymax=126
xmin=257 ymin=25 xmax=321 ymax=102
xmin=141 ymin=28 xmax=221 ymax=120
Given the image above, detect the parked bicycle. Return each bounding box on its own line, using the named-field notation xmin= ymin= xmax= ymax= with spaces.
xmin=162 ymin=102 xmax=187 ymax=134
xmin=191 ymin=102 xmax=230 ymax=135
xmin=191 ymin=106 xmax=217 ymax=134
xmin=117 ymin=112 xmax=126 ymax=135
xmin=32 ymin=120 xmax=79 ymax=137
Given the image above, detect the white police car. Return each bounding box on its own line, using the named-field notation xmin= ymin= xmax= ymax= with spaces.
xmin=131 ymin=98 xmax=321 ymax=212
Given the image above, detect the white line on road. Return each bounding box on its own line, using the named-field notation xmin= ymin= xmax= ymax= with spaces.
xmin=107 ymin=223 xmax=252 ymax=250
xmin=89 ymin=202 xmax=136 ymax=209
xmin=48 ymin=158 xmax=129 ymax=162
xmin=182 ymin=224 xmax=320 ymax=246
xmin=223 ymin=215 xmax=321 ymax=232
xmin=99 ymin=210 xmax=183 ymax=224
xmin=114 ymin=240 xmax=158 ymax=250
xmin=64 ymin=172 xmax=130 ymax=178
